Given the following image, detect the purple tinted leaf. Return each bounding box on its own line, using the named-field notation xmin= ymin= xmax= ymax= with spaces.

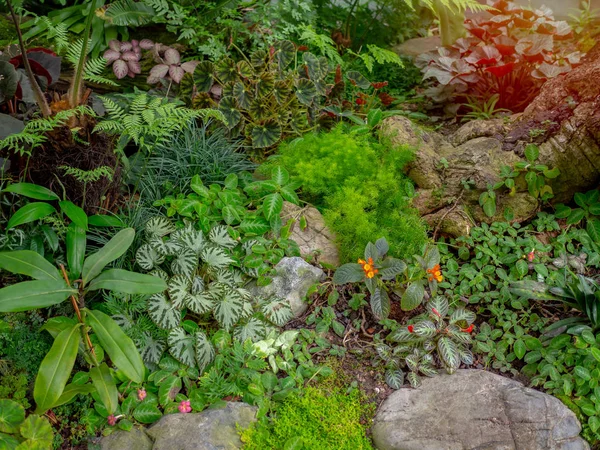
xmin=120 ymin=41 xmax=133 ymax=52
xmin=140 ymin=39 xmax=154 ymax=50
xmin=27 ymin=51 xmax=61 ymax=85
xmin=113 ymin=59 xmax=128 ymax=79
xmin=464 ymin=46 xmax=502 ymax=65
xmin=109 ymin=40 xmax=121 ymax=52
xmin=127 ymin=60 xmax=142 ymax=74
xmin=515 ymin=35 xmax=553 ymax=56
xmin=531 ymin=62 xmax=571 ymax=79
xmin=169 ymin=65 xmax=185 ymax=83
xmin=103 ymin=49 xmax=121 ymax=64
xmin=148 ymin=64 xmax=169 ymax=84
xmin=131 ymin=39 xmax=139 ymax=47
xmin=181 ymin=61 xmax=199 ymax=73
xmin=164 ymin=48 xmax=180 ymax=65
xmin=121 ymin=51 xmax=139 ymax=62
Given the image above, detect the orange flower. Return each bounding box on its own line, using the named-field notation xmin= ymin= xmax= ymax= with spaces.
xmin=426 ymin=264 xmax=443 ymax=282
xmin=358 ymin=257 xmax=378 ymax=278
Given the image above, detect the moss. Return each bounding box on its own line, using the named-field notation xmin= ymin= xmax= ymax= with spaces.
xmin=0 ymin=14 xmax=16 ymax=45
xmin=240 ymin=377 xmax=374 ymax=450
xmin=276 ymin=124 xmax=428 ymax=262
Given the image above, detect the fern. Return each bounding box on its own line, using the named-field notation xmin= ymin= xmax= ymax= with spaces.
xmin=38 ymin=17 xmax=69 ymax=54
xmin=0 ymin=106 xmax=94 ymax=156
xmin=66 ymin=39 xmax=118 ymax=87
xmin=104 ymin=0 xmax=155 ymax=26
xmin=59 ymin=165 xmax=114 ymax=183
xmin=299 ymin=26 xmax=343 ymax=65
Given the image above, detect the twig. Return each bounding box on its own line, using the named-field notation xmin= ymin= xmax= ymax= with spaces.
xmin=432 ymin=190 xmax=465 ymax=241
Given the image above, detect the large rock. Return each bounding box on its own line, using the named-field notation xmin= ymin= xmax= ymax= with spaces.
xmin=372 ymin=370 xmax=589 ymax=450
xmin=101 ymin=427 xmax=153 ymax=450
xmin=147 ymin=402 xmax=257 ymax=450
xmin=250 ymin=257 xmax=325 ymax=318
xmin=281 ymin=202 xmax=340 ymax=267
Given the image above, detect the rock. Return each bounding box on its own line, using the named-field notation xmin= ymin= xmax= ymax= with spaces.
xmin=147 ymin=402 xmax=257 ymax=450
xmin=280 ymin=202 xmax=340 ymax=267
xmin=100 ymin=427 xmax=153 ymax=450
xmin=372 ymin=370 xmax=589 ymax=450
xmin=249 ymin=257 xmax=325 ymax=318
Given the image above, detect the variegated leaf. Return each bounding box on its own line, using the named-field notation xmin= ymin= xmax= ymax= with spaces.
xmin=168 ymin=327 xmax=196 ymax=367
xmin=208 ymin=225 xmax=237 ymax=249
xmin=236 ymin=287 xmax=251 ymax=300
xmin=419 ymin=364 xmax=438 ymax=377
xmin=233 ymin=317 xmax=267 ymax=343
xmin=240 ymin=300 xmax=254 ymax=320
xmin=141 ymin=333 xmax=166 ymax=365
xmin=148 ymin=293 xmax=181 ymax=330
xmin=405 ymin=353 xmax=419 ymax=372
xmin=371 ymin=288 xmax=390 ymax=320
xmin=168 ymin=275 xmax=191 ymax=308
xmin=387 ymin=327 xmax=417 ymax=343
xmin=457 ymin=345 xmax=474 ymax=365
xmin=149 ymin=268 xmax=169 ymax=281
xmin=407 ymin=371 xmax=421 ymax=388
xmin=201 ymin=246 xmax=234 ymax=269
xmin=213 ymin=268 xmax=235 ymax=286
xmin=185 ymin=292 xmax=214 ymax=314
xmin=446 ymin=324 xmax=472 ymax=344
xmin=145 ymin=216 xmax=176 ymax=239
xmin=171 ymin=247 xmax=198 ymax=278
xmin=136 ymin=243 xmax=165 ymax=271
xmin=413 ymin=320 xmax=437 ymax=338
xmin=191 ymin=276 xmax=205 ymax=294
xmin=385 ymin=369 xmax=404 ymax=389
xmin=379 ymin=258 xmax=406 ymax=280
xmin=375 ymin=343 xmax=392 ymax=361
xmin=195 ymin=331 xmax=215 ymax=373
xmin=261 ymin=298 xmax=293 ymax=327
xmin=427 ymin=296 xmax=449 ymax=319
xmin=213 ymin=289 xmax=244 ymax=330
xmin=176 ymin=227 xmax=206 ymax=254
xmin=437 ymin=336 xmax=460 ymax=373
xmin=450 ymin=308 xmax=476 ymax=327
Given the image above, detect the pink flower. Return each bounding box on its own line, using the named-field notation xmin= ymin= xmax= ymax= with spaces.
xmin=527 ymin=250 xmax=535 ymax=262
xmin=178 ymin=400 xmax=192 ymax=414
xmin=138 ymin=388 xmax=147 ymax=401
xmin=107 ymin=414 xmax=117 ymax=426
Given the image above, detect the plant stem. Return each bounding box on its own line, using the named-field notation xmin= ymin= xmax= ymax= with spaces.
xmin=6 ymin=0 xmax=51 ymax=117
xmin=59 ymin=264 xmax=98 ymax=363
xmin=68 ymin=0 xmax=98 ymax=107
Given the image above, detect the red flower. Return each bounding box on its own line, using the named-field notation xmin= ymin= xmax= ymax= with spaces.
xmin=431 ymin=307 xmax=441 ymax=318
xmin=378 ymin=92 xmax=395 ymax=106
xmin=461 ymin=324 xmax=475 ymax=333
xmin=356 ymin=98 xmax=367 ymax=105
xmin=407 ymin=325 xmax=414 ymax=333
xmin=485 ymin=62 xmax=515 ymax=78
xmin=526 ymin=250 xmax=535 ymax=262
xmin=297 ymin=45 xmax=309 ymax=51
xmin=107 ymin=415 xmax=117 ymax=426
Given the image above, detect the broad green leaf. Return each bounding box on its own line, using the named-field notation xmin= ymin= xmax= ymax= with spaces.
xmin=566 ymin=208 xmax=586 ymax=225
xmin=294 ymin=78 xmax=317 ymax=106
xmin=219 ymin=96 xmax=242 ymax=129
xmin=401 ymin=282 xmax=424 ymax=311
xmin=385 ymin=369 xmax=404 ymax=389
xmin=437 ymin=336 xmax=460 ymax=373
xmin=85 ymin=309 xmax=145 ymax=383
xmin=40 ymin=316 xmax=77 ymax=339
xmin=87 ymin=269 xmax=167 ymax=295
xmin=66 ymin=223 xmax=86 ymax=280
xmin=0 ymin=250 xmax=61 ymax=281
xmin=524 ymin=144 xmax=539 ymax=162
xmin=272 ymin=166 xmax=290 ymax=186
xmin=332 ymin=263 xmax=364 ymax=284
xmin=587 ymin=218 xmax=600 ymax=243
xmin=59 ymin=201 xmax=88 ymax=230
xmin=379 ymin=258 xmax=406 ymax=280
xmin=158 ymin=375 xmax=182 ymax=407
xmin=251 ymin=120 xmax=282 ymax=149
xmin=262 ymin=193 xmax=283 ymax=221
xmin=0 ymin=399 xmax=25 ymax=434
xmin=367 ymin=109 xmax=383 ymax=128
xmin=54 ymin=383 xmax=96 ymax=408
xmin=2 ymin=183 xmax=59 ymax=200
xmin=34 ymin=323 xmax=82 ymax=414
xmin=346 ymin=70 xmax=371 ymax=89
xmin=0 ymin=280 xmax=75 ymax=312
xmin=370 ymin=288 xmax=390 ymax=320
xmin=90 ymin=363 xmax=119 ymax=414
xmin=133 ymin=402 xmax=162 ymax=424
xmin=82 ymin=228 xmax=135 ymax=285
xmin=7 ymin=202 xmax=56 ymax=229
xmin=18 ymin=414 xmax=53 ymax=448
xmin=514 ymin=339 xmax=526 ymax=359
xmin=574 ymin=366 xmax=592 ymax=381
xmin=240 ymin=217 xmax=271 ymax=235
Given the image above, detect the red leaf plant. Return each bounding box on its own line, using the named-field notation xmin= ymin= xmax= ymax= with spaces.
xmin=415 ymin=0 xmax=584 ymax=112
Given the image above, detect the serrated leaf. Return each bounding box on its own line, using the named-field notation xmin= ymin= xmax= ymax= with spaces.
xmin=195 ymin=331 xmax=215 ymax=373
xmin=145 ymin=217 xmax=175 ymax=239
xmin=251 ymin=120 xmax=281 ymax=149
xmin=168 ymin=328 xmax=196 ymax=367
xmin=261 ymin=298 xmax=293 ymax=326
xmin=379 ymin=258 xmax=406 ymax=280
xmin=208 ymin=225 xmax=236 ymax=249
xmin=213 ymin=290 xmax=245 ymax=330
xmin=133 ymin=402 xmax=162 ymax=424
xmin=136 ymin=243 xmax=165 ymax=271
xmin=148 ymin=293 xmax=181 ymax=330
xmin=171 ymin=247 xmax=198 ymax=278
xmin=263 ymin=193 xmax=283 ymax=221
xmin=333 ymin=263 xmax=364 ymax=284
xmin=168 ymin=275 xmax=191 ymax=308
xmin=201 ymin=246 xmax=234 ymax=269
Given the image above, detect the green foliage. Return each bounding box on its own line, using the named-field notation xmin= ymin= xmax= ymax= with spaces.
xmin=240 ymin=379 xmax=373 ymax=449
xmin=461 ymin=94 xmax=511 ymax=122
xmin=0 ymin=399 xmax=54 ymax=449
xmin=276 ymin=125 xmax=427 ymax=261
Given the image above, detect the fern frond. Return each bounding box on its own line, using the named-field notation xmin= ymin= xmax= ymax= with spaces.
xmin=39 ymin=17 xmax=69 ymax=54
xmin=367 ymin=45 xmax=404 ymax=68
xmin=104 ymin=0 xmax=155 ymax=26
xmin=299 ymin=27 xmax=343 ymax=65
xmin=97 ymin=96 xmax=126 ymax=120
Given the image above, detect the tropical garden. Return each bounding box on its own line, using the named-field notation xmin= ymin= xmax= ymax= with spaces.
xmin=1 ymin=0 xmax=600 ymax=447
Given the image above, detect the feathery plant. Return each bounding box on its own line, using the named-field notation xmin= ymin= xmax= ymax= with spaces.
xmin=59 ymin=165 xmax=114 ymax=209
xmin=66 ymin=39 xmax=118 ymax=87
xmin=94 ymin=92 xmax=225 ymax=155
xmin=138 ymin=122 xmax=256 ymax=199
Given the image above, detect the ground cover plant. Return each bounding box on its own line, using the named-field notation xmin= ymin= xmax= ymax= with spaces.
xmin=1 ymin=0 xmax=600 ymax=447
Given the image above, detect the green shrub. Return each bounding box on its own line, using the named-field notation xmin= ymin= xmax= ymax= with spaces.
xmin=240 ymin=381 xmax=373 ymax=450
xmin=276 ymin=124 xmax=427 ymax=261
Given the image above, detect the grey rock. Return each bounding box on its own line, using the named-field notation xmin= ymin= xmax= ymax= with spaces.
xmin=147 ymin=402 xmax=257 ymax=450
xmin=372 ymin=370 xmax=589 ymax=450
xmin=280 ymin=202 xmax=340 ymax=267
xmin=250 ymin=256 xmax=325 ymax=318
xmin=100 ymin=427 xmax=153 ymax=450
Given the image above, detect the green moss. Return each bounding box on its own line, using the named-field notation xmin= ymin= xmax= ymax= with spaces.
xmin=240 ymin=380 xmax=374 ymax=450
xmin=0 ymin=14 xmax=16 ymax=45
xmin=276 ymin=124 xmax=428 ymax=262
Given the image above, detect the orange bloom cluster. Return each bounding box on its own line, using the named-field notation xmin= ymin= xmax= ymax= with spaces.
xmin=427 ymin=264 xmax=443 ymax=282
xmin=358 ymin=257 xmax=379 ymax=279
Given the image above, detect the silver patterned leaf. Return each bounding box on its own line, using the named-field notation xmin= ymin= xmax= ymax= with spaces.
xmin=140 ymin=333 xmax=166 ymax=365
xmin=148 ymin=293 xmax=181 ymax=330
xmin=385 ymin=369 xmax=404 ymax=389
xmin=191 ymin=276 xmax=205 ymax=294
xmin=236 ymin=287 xmax=252 ymax=300
xmin=241 ymin=239 xmax=260 ymax=253
xmin=168 ymin=275 xmax=191 ymax=308
xmin=213 ymin=268 xmax=235 ymax=286
xmin=171 ymin=247 xmax=198 ymax=278
xmin=240 ymin=300 xmax=254 ymax=320
xmin=168 ymin=327 xmax=196 ymax=367
xmin=233 ymin=317 xmax=267 ymax=343
xmin=201 ymin=245 xmax=234 ymax=269
xmin=213 ymin=289 xmax=245 ymax=330
xmin=149 ymin=268 xmax=169 ymax=281
xmin=185 ymin=292 xmax=214 ymax=314
xmin=136 ymin=243 xmax=165 ymax=271
xmin=208 ymin=225 xmax=237 ymax=249
xmin=195 ymin=330 xmax=215 ymax=374
xmin=177 ymin=227 xmax=206 ymax=254
xmin=261 ymin=298 xmax=293 ymax=327
xmin=145 ymin=216 xmax=176 ymax=239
